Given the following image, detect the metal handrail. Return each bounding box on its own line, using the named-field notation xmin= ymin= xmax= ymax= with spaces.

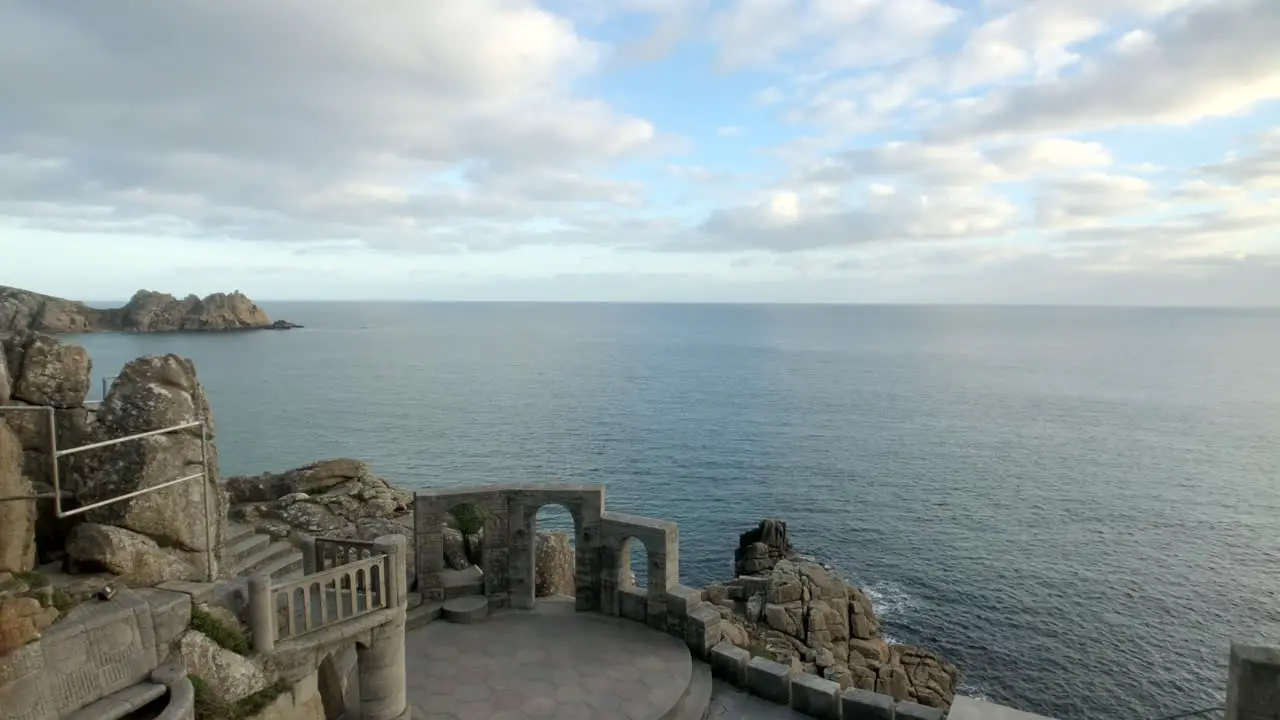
xmin=0 ymin=403 xmax=215 ymax=580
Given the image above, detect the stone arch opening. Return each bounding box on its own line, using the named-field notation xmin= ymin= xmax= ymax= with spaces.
xmin=620 ymin=536 xmax=648 ymax=589
xmin=532 ymin=502 xmax=579 ymax=604
xmin=441 ymin=502 xmax=487 ymax=599
xmin=317 ymin=652 xmax=347 ymax=720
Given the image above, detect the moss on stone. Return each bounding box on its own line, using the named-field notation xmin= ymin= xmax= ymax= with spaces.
xmin=189 ymin=605 xmax=252 ymax=656
xmin=191 ymin=675 xmax=291 ymax=720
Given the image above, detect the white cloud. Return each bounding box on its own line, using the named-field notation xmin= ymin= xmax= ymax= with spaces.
xmin=711 ymin=0 xmax=959 ymax=70
xmin=0 ymin=0 xmax=658 ymax=249
xmin=939 ymin=0 xmax=1280 ymax=138
xmin=1034 ymin=174 xmax=1154 ymax=230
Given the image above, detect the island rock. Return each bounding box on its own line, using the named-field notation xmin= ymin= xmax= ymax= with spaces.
xmin=0 ymin=285 xmax=299 ymax=334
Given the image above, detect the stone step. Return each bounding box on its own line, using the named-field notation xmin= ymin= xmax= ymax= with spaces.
xmin=62 ymin=681 xmax=167 ymax=720
xmin=225 ymin=531 xmax=271 ymax=565
xmin=405 ymin=601 xmax=443 ymax=631
xmin=225 ymin=522 xmax=257 ymax=545
xmin=441 ymin=595 xmax=488 ymax=624
xmin=661 ymin=659 xmax=713 ymax=720
xmin=232 ymin=540 xmax=302 ymax=578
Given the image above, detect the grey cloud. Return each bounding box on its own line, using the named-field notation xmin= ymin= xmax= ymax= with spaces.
xmin=0 ymin=1 xmax=659 ymax=249
xmin=935 ymin=0 xmax=1280 ymax=139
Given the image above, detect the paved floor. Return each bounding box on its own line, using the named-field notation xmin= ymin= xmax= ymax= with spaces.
xmin=405 ymin=598 xmax=692 ymax=720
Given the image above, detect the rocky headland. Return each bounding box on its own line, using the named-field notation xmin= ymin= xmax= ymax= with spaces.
xmin=706 ymin=519 xmax=960 ymax=709
xmin=0 ymin=284 xmax=301 ymax=334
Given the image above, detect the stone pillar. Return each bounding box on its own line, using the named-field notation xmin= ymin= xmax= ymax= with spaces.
xmin=373 ymin=535 xmax=407 ymax=608
xmin=509 ymin=504 xmax=536 ymax=610
xmin=301 ymin=535 xmax=318 ymax=575
xmin=1226 ymin=643 xmax=1280 ymax=720
xmin=248 ymin=573 xmax=275 ymax=653
xmin=414 ymin=499 xmax=445 ymax=603
xmin=357 ymin=616 xmax=408 ymax=720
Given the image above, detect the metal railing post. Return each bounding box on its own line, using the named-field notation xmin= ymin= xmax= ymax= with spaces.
xmin=46 ymin=406 xmax=61 ymax=517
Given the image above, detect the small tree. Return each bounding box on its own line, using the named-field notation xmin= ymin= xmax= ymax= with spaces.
xmin=450 ymin=504 xmax=487 ymax=562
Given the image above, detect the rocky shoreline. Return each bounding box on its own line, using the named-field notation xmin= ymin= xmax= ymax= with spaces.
xmin=0 ymin=329 xmax=961 ymax=711
xmin=0 ymin=285 xmax=301 ymax=334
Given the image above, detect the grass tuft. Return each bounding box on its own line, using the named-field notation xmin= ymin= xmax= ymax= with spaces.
xmin=189 ymin=606 xmax=252 ymax=656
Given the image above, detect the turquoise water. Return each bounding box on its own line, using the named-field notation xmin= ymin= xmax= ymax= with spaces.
xmin=70 ymin=303 xmax=1280 ymax=719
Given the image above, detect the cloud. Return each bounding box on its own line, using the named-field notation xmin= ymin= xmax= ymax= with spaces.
xmin=710 ymin=0 xmax=959 ymax=70
xmin=1202 ymin=127 xmax=1280 ymax=188
xmin=690 ymin=185 xmax=1019 ymax=251
xmin=0 ymin=0 xmax=659 ymax=249
xmin=939 ymin=0 xmax=1280 ymax=138
xmin=1034 ymin=174 xmax=1154 ymax=230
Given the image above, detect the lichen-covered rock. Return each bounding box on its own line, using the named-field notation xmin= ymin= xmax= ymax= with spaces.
xmin=177 ymin=629 xmax=268 ymax=702
xmin=535 ymin=531 xmax=574 ymax=597
xmin=734 ymin=518 xmax=793 ymax=576
xmin=1 ymin=331 xmax=92 ymax=408
xmin=66 ymin=523 xmax=200 ymax=585
xmin=0 ymin=424 xmax=36 ymax=574
xmin=713 ymin=521 xmax=960 ymax=710
xmin=225 ymin=459 xmax=373 ymax=503
xmin=0 ymin=596 xmax=59 ymax=656
xmin=73 ymin=354 xmax=225 ymax=579
xmin=0 ymin=286 xmax=101 ymax=334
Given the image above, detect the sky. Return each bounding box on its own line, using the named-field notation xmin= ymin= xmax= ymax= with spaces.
xmin=1 ymin=0 xmax=1279 ymax=305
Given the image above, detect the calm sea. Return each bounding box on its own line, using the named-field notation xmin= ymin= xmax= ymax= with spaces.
xmin=69 ymin=303 xmax=1280 ymax=719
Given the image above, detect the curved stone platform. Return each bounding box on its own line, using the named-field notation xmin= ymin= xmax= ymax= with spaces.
xmin=406 ymin=599 xmax=694 ymax=719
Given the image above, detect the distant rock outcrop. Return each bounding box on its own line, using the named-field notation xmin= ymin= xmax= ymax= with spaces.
xmin=707 ymin=519 xmax=960 ymax=710
xmin=0 ymin=285 xmax=301 ymax=334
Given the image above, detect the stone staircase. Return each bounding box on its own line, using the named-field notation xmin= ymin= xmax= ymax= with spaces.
xmin=223 ymin=522 xmax=304 ymax=581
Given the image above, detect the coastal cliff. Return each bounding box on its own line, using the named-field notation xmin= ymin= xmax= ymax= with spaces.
xmin=0 ymin=285 xmax=300 ymax=334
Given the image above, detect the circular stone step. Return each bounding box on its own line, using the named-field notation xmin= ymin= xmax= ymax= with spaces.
xmin=441 ymin=595 xmax=488 ymax=623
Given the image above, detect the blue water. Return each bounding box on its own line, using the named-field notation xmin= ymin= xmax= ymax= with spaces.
xmin=69 ymin=303 xmax=1280 ymax=720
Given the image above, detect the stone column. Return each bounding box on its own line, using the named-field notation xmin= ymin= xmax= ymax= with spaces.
xmin=1226 ymin=643 xmax=1280 ymax=720
xmin=414 ymin=500 xmax=445 ymax=603
xmin=509 ymin=503 xmax=536 ymax=610
xmin=248 ymin=573 xmax=275 ymax=653
xmin=300 ymin=535 xmax=318 ymax=575
xmin=373 ymin=535 xmax=407 ymax=608
xmin=357 ymin=615 xmax=408 ymax=720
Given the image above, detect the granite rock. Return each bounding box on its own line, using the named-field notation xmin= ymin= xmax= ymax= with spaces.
xmin=0 ymin=285 xmax=297 ymax=334
xmin=66 ymin=523 xmax=201 ymax=585
xmin=177 ymin=628 xmax=269 ymax=702
xmin=0 ymin=596 xmax=59 ymax=656
xmin=0 ymin=424 xmax=35 ymax=574
xmin=535 ymin=530 xmax=575 ymax=597
xmin=2 ymin=331 xmax=92 ymax=408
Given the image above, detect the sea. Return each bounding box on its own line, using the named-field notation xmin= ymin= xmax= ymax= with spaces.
xmin=67 ymin=303 xmax=1280 ymax=720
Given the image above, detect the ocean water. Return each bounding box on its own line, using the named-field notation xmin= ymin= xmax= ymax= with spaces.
xmin=68 ymin=303 xmax=1280 ymax=720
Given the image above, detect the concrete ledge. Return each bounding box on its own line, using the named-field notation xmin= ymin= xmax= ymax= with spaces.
xmin=843 ymin=687 xmax=894 ymax=720
xmin=685 ymin=604 xmax=722 ymax=659
xmin=949 ymin=696 xmax=1058 ymax=719
xmin=791 ymin=672 xmax=841 ymax=719
xmin=710 ymin=642 xmax=750 ymax=688
xmin=896 ymin=699 xmax=945 ymax=720
xmin=747 ymin=656 xmax=793 ymax=705
xmin=151 ymin=663 xmax=195 ymax=720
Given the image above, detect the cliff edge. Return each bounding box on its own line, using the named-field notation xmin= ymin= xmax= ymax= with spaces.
xmin=0 ymin=285 xmax=300 ymax=334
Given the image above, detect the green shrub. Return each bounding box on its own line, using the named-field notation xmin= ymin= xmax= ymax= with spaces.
xmin=192 ymin=674 xmax=291 ymax=720
xmin=51 ymin=589 xmax=77 ymax=614
xmin=189 ymin=606 xmax=252 ymax=656
xmin=14 ymin=571 xmax=50 ymax=588
xmin=449 ymin=504 xmax=487 ymax=535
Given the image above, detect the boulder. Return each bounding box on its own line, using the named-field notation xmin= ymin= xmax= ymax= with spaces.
xmin=442 ymin=527 xmax=471 ymax=570
xmin=73 ymin=354 xmax=225 ymax=579
xmin=225 ymin=458 xmax=372 ymax=503
xmin=66 ymin=523 xmax=200 ymax=585
xmin=535 ymin=531 xmax=574 ymax=597
xmin=1 ymin=331 xmax=92 ymax=408
xmin=0 ymin=424 xmax=36 ymax=574
xmin=0 ymin=596 xmax=59 ymax=656
xmin=177 ymin=629 xmax=268 ymax=703
xmin=0 ymin=286 xmax=100 ymax=334
xmin=734 ymin=518 xmax=794 ymax=576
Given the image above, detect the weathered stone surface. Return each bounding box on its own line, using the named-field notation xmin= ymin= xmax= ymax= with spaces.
xmin=441 ymin=526 xmax=470 ymax=570
xmin=0 ymin=347 xmax=10 ymax=404
xmin=0 ymin=596 xmax=58 ymax=656
xmin=735 ymin=518 xmax=793 ymax=577
xmin=0 ymin=285 xmax=298 ymax=334
xmin=66 ymin=523 xmax=201 ymax=585
xmin=715 ymin=520 xmax=960 ymax=710
xmin=74 ymin=354 xmax=225 ymax=579
xmin=2 ymin=331 xmax=92 ymax=408
xmin=0 ymin=423 xmax=36 ymax=574
xmin=225 ymin=458 xmax=373 ymax=503
xmin=177 ymin=628 xmax=268 ymax=703
xmin=535 ymin=530 xmax=574 ymax=597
